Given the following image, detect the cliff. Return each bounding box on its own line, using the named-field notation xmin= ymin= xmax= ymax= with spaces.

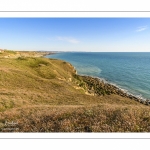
xmin=0 ymin=51 xmax=150 ymax=132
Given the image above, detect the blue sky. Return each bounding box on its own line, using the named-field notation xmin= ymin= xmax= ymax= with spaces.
xmin=0 ymin=18 xmax=150 ymax=52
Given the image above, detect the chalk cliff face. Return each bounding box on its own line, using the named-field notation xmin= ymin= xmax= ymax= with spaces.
xmin=0 ymin=51 xmax=150 ymax=132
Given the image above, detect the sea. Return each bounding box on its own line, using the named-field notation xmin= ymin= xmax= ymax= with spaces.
xmin=46 ymin=52 xmax=150 ymax=100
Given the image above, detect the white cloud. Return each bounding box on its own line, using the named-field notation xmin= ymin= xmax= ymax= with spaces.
xmin=136 ymin=26 xmax=148 ymax=32
xmin=57 ymin=36 xmax=80 ymax=44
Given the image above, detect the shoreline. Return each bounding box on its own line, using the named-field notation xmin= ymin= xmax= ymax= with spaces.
xmin=46 ymin=53 xmax=150 ymax=106
xmin=78 ymin=74 xmax=150 ymax=106
xmin=71 ymin=66 xmax=150 ymax=106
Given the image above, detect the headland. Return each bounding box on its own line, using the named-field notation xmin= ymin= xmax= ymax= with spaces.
xmin=0 ymin=50 xmax=150 ymax=132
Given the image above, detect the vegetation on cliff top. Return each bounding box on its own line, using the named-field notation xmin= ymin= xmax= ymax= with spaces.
xmin=0 ymin=50 xmax=150 ymax=132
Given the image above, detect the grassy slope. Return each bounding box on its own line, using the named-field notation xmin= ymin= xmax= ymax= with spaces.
xmin=0 ymin=54 xmax=150 ymax=132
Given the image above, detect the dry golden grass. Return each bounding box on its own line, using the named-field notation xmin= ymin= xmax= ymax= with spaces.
xmin=0 ymin=52 xmax=150 ymax=132
xmin=0 ymin=103 xmax=150 ymax=132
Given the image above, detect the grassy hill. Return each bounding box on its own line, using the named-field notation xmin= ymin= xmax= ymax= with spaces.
xmin=0 ymin=51 xmax=150 ymax=132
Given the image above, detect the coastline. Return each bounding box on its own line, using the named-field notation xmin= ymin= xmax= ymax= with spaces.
xmin=46 ymin=52 xmax=150 ymax=103
xmin=0 ymin=50 xmax=55 ymax=58
xmin=1 ymin=51 xmax=150 ymax=132
xmin=45 ymin=53 xmax=150 ymax=106
xmin=77 ymin=74 xmax=150 ymax=106
xmin=63 ymin=59 xmax=150 ymax=106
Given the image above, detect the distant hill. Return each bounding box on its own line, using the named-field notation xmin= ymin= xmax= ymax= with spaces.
xmin=0 ymin=49 xmax=53 ymax=58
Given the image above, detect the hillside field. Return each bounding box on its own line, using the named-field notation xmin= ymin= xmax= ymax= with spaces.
xmin=0 ymin=50 xmax=150 ymax=132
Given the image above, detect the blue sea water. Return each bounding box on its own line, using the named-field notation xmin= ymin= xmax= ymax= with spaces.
xmin=46 ymin=52 xmax=150 ymax=100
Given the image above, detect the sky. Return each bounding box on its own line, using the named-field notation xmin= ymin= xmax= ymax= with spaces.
xmin=0 ymin=18 xmax=150 ymax=52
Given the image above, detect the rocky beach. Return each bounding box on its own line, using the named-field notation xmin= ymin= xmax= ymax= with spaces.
xmin=76 ymin=75 xmax=150 ymax=106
